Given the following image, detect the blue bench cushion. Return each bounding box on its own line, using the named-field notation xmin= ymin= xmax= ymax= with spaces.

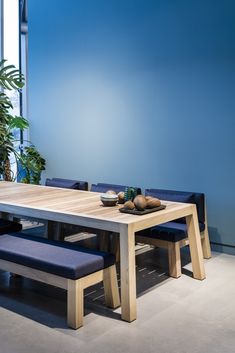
xmin=45 ymin=178 xmax=88 ymax=191
xmin=91 ymin=183 xmax=141 ymax=195
xmin=138 ymin=222 xmax=205 ymax=242
xmin=0 ymin=219 xmax=22 ymax=235
xmin=145 ymin=189 xmax=205 ymax=225
xmin=0 ymin=233 xmax=115 ymax=280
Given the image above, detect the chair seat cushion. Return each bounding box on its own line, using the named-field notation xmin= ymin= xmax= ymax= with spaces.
xmin=0 ymin=219 xmax=22 ymax=235
xmin=137 ymin=221 xmax=205 ymax=242
xmin=0 ymin=233 xmax=115 ymax=279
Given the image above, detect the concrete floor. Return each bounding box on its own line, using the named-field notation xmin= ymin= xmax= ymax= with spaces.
xmin=0 ymin=235 xmax=235 ymax=353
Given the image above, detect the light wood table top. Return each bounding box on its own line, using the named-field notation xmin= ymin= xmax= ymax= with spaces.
xmin=0 ymin=181 xmax=206 ymax=322
xmin=0 ymin=181 xmax=196 ymax=231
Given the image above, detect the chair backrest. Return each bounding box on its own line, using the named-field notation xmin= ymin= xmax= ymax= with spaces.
xmin=145 ymin=188 xmax=205 ymax=225
xmin=91 ymin=182 xmax=141 ymax=195
xmin=45 ymin=178 xmax=88 ymax=191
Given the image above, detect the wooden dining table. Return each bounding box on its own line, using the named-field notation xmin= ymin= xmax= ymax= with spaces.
xmin=0 ymin=181 xmax=206 ymax=322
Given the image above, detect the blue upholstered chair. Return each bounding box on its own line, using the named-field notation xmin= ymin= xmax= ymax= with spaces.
xmin=45 ymin=177 xmax=88 ymax=191
xmin=44 ymin=177 xmax=88 ymax=240
xmin=135 ymin=189 xmax=211 ymax=278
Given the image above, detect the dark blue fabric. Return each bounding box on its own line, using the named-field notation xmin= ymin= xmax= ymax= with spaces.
xmin=0 ymin=233 xmax=115 ymax=280
xmin=138 ymin=222 xmax=205 ymax=242
xmin=45 ymin=178 xmax=88 ymax=191
xmin=0 ymin=219 xmax=22 ymax=235
xmin=52 ymin=178 xmax=88 ymax=191
xmin=91 ymin=183 xmax=141 ymax=195
xmin=145 ymin=189 xmax=205 ymax=224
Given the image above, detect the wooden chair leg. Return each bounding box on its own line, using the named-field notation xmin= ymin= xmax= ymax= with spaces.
xmin=201 ymin=202 xmax=211 ymax=259
xmin=168 ymin=242 xmax=181 ymax=278
xmin=103 ymin=265 xmax=120 ymax=309
xmin=201 ymin=228 xmax=212 ymax=259
xmin=67 ymin=279 xmax=83 ymax=329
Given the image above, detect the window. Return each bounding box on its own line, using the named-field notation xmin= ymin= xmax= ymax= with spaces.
xmin=1 ymin=0 xmax=28 ymax=178
xmin=3 ymin=0 xmax=20 ymax=119
xmin=20 ymin=0 xmax=28 ymax=125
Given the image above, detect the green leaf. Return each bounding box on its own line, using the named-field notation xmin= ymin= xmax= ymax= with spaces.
xmin=9 ymin=116 xmax=29 ymax=130
xmin=0 ymin=59 xmax=25 ymax=90
xmin=0 ymin=92 xmax=13 ymax=108
xmin=0 ymin=59 xmax=46 ymax=183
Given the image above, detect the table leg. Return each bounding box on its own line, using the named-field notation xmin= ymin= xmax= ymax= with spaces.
xmin=119 ymin=224 xmax=137 ymax=322
xmin=99 ymin=230 xmax=110 ymax=252
xmin=186 ymin=208 xmax=206 ymax=280
xmin=45 ymin=221 xmax=63 ymax=241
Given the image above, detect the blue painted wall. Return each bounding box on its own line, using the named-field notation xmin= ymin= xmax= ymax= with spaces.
xmin=28 ymin=0 xmax=235 ymax=253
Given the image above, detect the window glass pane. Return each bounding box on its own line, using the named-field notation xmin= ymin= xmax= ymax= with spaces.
xmin=3 ymin=0 xmax=20 ymax=177
xmin=0 ymin=1 xmax=3 ymax=60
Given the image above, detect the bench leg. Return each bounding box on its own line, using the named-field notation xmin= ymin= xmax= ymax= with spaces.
xmin=168 ymin=242 xmax=181 ymax=278
xmin=67 ymin=279 xmax=83 ymax=329
xmin=103 ymin=265 xmax=120 ymax=309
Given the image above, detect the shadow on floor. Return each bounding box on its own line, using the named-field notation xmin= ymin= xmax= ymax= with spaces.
xmin=0 ymin=245 xmax=194 ymax=330
xmin=0 ymin=223 xmax=198 ymax=329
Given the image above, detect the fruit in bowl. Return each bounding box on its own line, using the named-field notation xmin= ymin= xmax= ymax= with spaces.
xmin=118 ymin=191 xmax=125 ymax=204
xmin=106 ymin=190 xmax=117 ymax=195
xmin=146 ymin=197 xmax=161 ymax=208
xmin=133 ymin=195 xmax=147 ymax=211
xmin=122 ymin=195 xmax=162 ymax=212
xmin=123 ymin=200 xmax=135 ymax=210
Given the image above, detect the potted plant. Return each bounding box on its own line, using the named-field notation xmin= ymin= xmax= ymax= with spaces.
xmin=0 ymin=59 xmax=45 ymax=183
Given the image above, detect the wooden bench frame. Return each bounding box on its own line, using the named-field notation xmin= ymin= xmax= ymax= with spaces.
xmin=0 ymin=259 xmax=120 ymax=329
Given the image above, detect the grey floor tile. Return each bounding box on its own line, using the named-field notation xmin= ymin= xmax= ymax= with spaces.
xmin=1 ymin=245 xmax=235 ymax=353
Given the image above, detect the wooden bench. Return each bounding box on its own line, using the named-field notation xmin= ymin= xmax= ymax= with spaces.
xmin=0 ymin=233 xmax=120 ymax=329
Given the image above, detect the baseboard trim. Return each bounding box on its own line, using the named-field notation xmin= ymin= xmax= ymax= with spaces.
xmin=211 ymin=242 xmax=235 ymax=256
xmin=211 ymin=241 xmax=235 ymax=249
